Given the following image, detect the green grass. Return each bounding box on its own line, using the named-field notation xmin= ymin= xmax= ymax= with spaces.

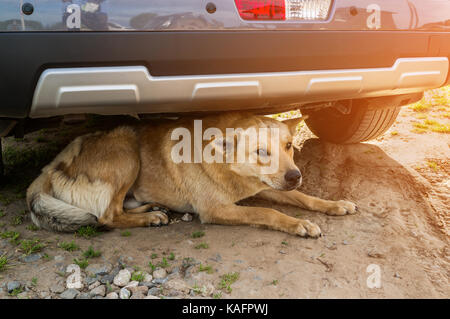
xmin=281 ymin=241 xmax=288 ymax=246
xmin=151 ymin=253 xmax=158 ymax=259
xmin=0 ymin=253 xmax=9 ymax=272
xmin=82 ymin=246 xmax=101 ymax=259
xmin=11 ymin=215 xmax=23 ymax=226
xmin=20 ymin=239 xmax=45 ymax=255
xmin=73 ymin=258 xmax=89 ymax=269
xmin=26 ymin=224 xmax=40 ymax=231
xmin=271 ymin=280 xmax=279 ymax=285
xmin=58 ymin=240 xmax=79 ymax=252
xmin=76 ymin=226 xmax=101 ymax=239
xmin=168 ymin=252 xmax=175 ymax=261
xmin=191 ymin=231 xmax=205 ymax=238
xmin=131 ymin=271 xmax=145 ymax=282
xmin=31 ymin=277 xmax=38 ymax=287
xmin=219 ymin=272 xmax=240 ymax=293
xmin=0 ymin=211 xmax=5 ymax=218
xmin=148 ymin=261 xmax=157 ymax=272
xmin=120 ymin=230 xmax=131 ymax=237
xmin=198 ymin=264 xmax=214 ymax=274
xmin=158 ymin=257 xmax=169 ymax=268
xmin=195 ymin=242 xmax=209 ymax=249
xmin=9 ymin=287 xmax=24 ymax=297
xmin=0 ymin=230 xmax=20 ymax=245
xmin=213 ymin=292 xmax=222 ymax=299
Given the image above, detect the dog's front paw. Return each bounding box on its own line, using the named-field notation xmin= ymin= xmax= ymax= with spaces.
xmin=326 ymin=200 xmax=357 ymax=216
xmin=295 ymin=219 xmax=321 ymax=238
xmin=147 ymin=211 xmax=169 ymax=226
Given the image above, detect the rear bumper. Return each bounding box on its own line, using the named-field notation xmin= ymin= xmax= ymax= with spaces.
xmin=1 ymin=31 xmax=449 ymax=118
xmin=30 ymin=57 xmax=448 ymax=118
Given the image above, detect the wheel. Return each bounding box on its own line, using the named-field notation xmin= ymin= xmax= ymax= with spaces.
xmin=302 ymin=102 xmax=400 ymax=144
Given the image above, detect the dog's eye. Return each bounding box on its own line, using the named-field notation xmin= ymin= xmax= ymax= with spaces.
xmin=286 ymin=142 xmax=292 ymax=150
xmin=256 ymin=148 xmax=270 ymax=156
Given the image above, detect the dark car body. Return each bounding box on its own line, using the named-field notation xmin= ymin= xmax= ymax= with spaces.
xmin=0 ymin=0 xmax=449 ymax=138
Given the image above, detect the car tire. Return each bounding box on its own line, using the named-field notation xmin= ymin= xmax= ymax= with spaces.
xmin=303 ymin=103 xmax=400 ymax=144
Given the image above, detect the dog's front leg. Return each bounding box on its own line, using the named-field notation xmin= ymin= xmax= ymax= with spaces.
xmin=257 ymin=190 xmax=357 ymax=216
xmin=199 ymin=204 xmax=321 ymax=238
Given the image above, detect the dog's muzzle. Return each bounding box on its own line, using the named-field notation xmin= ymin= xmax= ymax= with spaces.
xmin=284 ymin=169 xmax=302 ymax=190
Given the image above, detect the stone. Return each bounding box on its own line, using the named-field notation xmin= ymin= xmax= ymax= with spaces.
xmin=17 ymin=292 xmax=29 ymax=299
xmin=125 ymin=281 xmax=139 ymax=289
xmin=368 ymin=250 xmax=384 ymax=258
xmin=85 ymin=276 xmax=98 ymax=286
xmin=88 ymin=281 xmax=101 ymax=290
xmin=130 ymin=292 xmax=146 ymax=299
xmin=119 ymin=287 xmax=131 ymax=299
xmin=106 ymin=292 xmax=119 ymax=299
xmin=20 ymin=253 xmax=42 ymax=263
xmin=54 ymin=255 xmax=65 ymax=262
xmin=163 ymin=279 xmax=189 ymax=293
xmin=76 ymin=292 xmax=91 ymax=299
xmin=342 ymin=240 xmax=350 ymax=245
xmin=129 ymin=285 xmax=148 ymax=296
xmin=153 ymin=278 xmax=168 ymax=285
xmin=143 ymin=273 xmax=153 ymax=282
xmin=148 ymin=287 xmax=160 ymax=296
xmin=90 ymin=285 xmax=106 ymax=297
xmin=85 ymin=263 xmax=112 ymax=277
xmin=50 ymin=283 xmax=65 ymax=294
xmin=139 ymin=281 xmax=156 ymax=288
xmin=100 ymin=274 xmax=115 ymax=284
xmin=113 ymin=269 xmax=131 ymax=287
xmin=181 ymin=213 xmax=193 ymax=222
xmin=145 ymin=295 xmax=159 ymax=299
xmin=118 ymin=256 xmax=133 ymax=268
xmin=60 ymin=289 xmax=79 ymax=299
xmin=7 ymin=281 xmax=21 ymax=293
xmin=152 ymin=268 xmax=167 ymax=279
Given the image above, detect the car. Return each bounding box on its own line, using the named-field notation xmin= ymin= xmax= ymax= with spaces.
xmin=0 ymin=0 xmax=449 ymax=146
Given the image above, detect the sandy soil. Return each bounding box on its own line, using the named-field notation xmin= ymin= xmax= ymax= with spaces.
xmin=0 ymin=106 xmax=448 ymax=299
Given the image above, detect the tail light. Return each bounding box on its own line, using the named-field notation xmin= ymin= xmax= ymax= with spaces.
xmin=234 ymin=0 xmax=332 ymax=21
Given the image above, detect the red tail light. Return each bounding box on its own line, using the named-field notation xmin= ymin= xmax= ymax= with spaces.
xmin=234 ymin=0 xmax=286 ymax=20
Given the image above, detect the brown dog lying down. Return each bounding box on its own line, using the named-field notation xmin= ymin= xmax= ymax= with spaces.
xmin=26 ymin=112 xmax=356 ymax=237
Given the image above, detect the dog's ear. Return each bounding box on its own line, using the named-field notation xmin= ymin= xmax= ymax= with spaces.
xmin=282 ymin=115 xmax=309 ymax=135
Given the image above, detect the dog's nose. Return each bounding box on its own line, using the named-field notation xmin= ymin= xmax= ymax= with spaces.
xmin=284 ymin=170 xmax=301 ymax=184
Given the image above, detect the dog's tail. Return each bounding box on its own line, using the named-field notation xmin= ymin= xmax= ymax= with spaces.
xmin=27 ymin=175 xmax=98 ymax=233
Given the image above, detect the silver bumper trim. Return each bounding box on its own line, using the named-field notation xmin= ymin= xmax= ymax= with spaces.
xmin=30 ymin=57 xmax=449 ymax=118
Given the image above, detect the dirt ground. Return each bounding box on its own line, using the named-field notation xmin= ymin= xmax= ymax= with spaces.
xmin=0 ymin=92 xmax=449 ymax=299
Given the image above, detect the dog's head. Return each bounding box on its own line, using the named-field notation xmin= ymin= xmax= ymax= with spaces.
xmin=211 ymin=115 xmax=306 ymax=191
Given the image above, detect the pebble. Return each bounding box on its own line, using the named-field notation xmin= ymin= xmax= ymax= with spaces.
xmin=118 ymin=256 xmax=133 ymax=268
xmin=394 ymin=272 xmax=402 ymax=279
xmin=119 ymin=287 xmax=131 ymax=299
xmin=181 ymin=213 xmax=193 ymax=222
xmin=152 ymin=268 xmax=167 ymax=279
xmin=85 ymin=276 xmax=98 ymax=286
xmin=124 ymin=281 xmax=139 ymax=289
xmin=148 ymin=287 xmax=160 ymax=296
xmin=153 ymin=278 xmax=168 ymax=285
xmin=326 ymin=242 xmax=337 ymax=250
xmin=163 ymin=279 xmax=189 ymax=293
xmin=60 ymin=289 xmax=79 ymax=299
xmin=88 ymin=281 xmax=101 ymax=290
xmin=106 ymin=292 xmax=119 ymax=299
xmin=54 ymin=255 xmax=65 ymax=262
xmin=76 ymin=292 xmax=91 ymax=299
xmin=7 ymin=281 xmax=21 ymax=293
xmin=129 ymin=286 xmax=149 ymax=295
xmin=342 ymin=240 xmax=350 ymax=245
xmin=145 ymin=295 xmax=159 ymax=299
xmin=143 ymin=273 xmax=153 ymax=282
xmin=20 ymin=253 xmax=42 ymax=263
xmin=139 ymin=281 xmax=156 ymax=288
xmin=100 ymin=274 xmax=115 ymax=284
xmin=113 ymin=269 xmax=131 ymax=287
xmin=90 ymin=285 xmax=106 ymax=297
xmin=50 ymin=283 xmax=65 ymax=294
xmin=85 ymin=263 xmax=113 ymax=277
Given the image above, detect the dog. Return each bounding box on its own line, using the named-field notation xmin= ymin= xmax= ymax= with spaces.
xmin=26 ymin=112 xmax=356 ymax=237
